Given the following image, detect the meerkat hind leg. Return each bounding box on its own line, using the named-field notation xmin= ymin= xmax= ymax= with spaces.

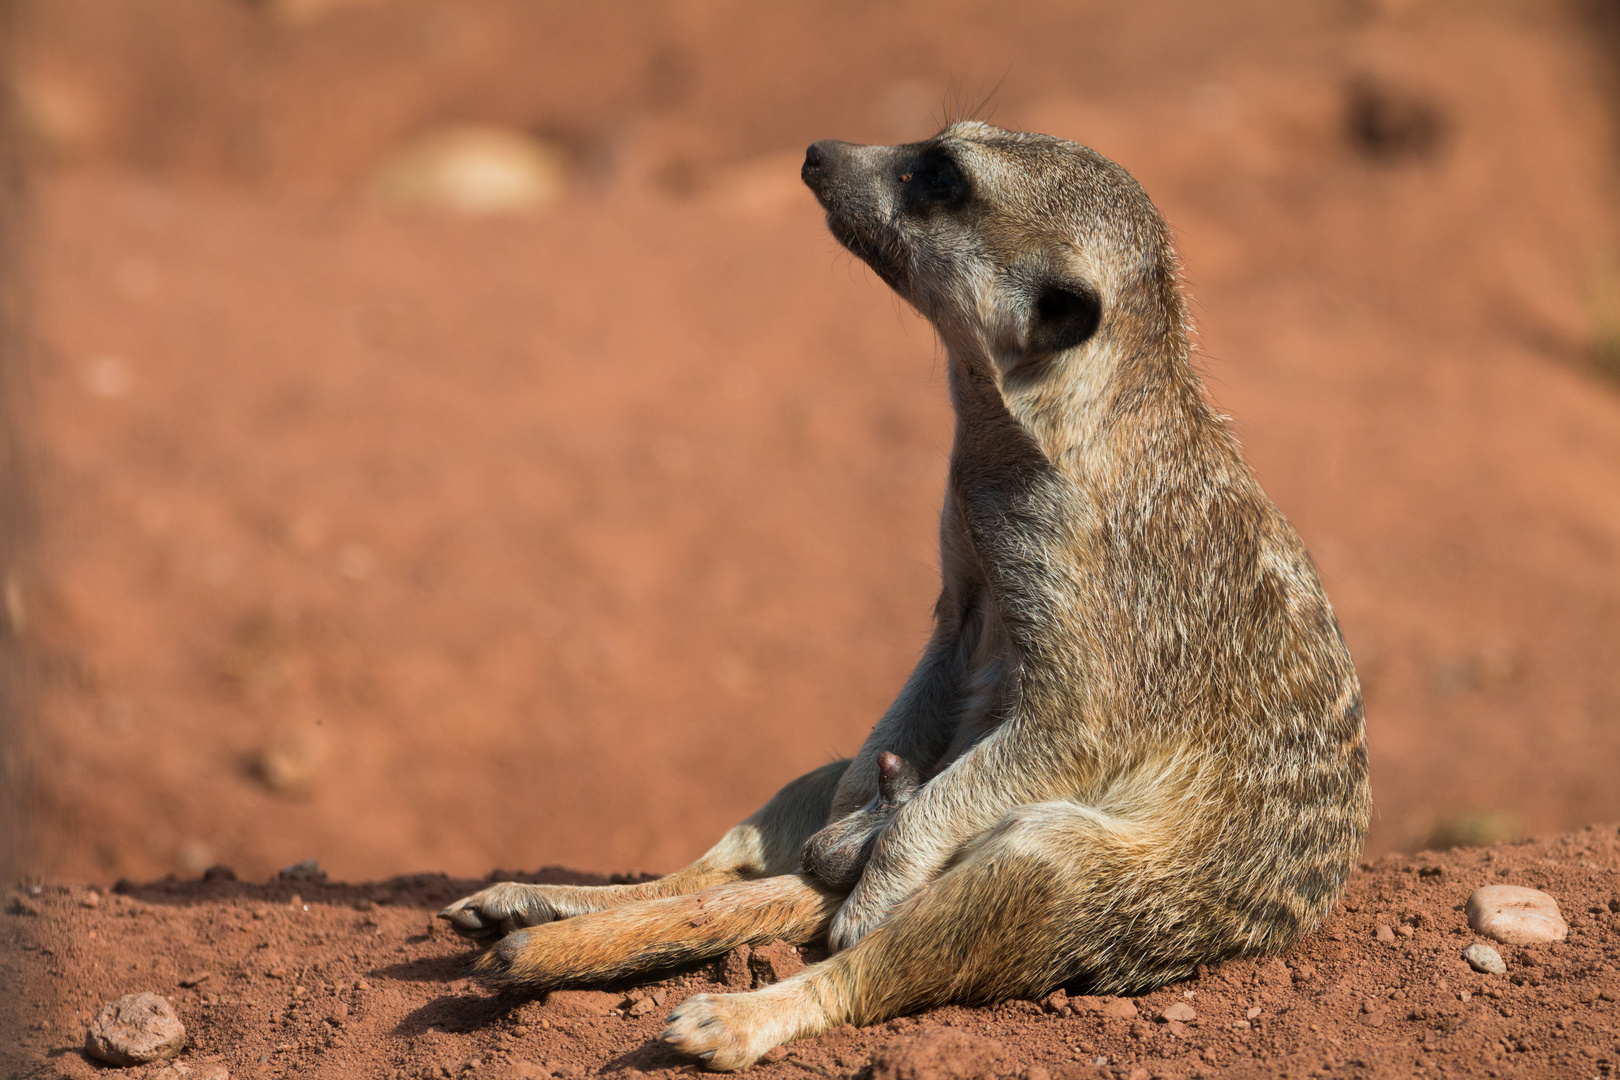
xmin=665 ymin=801 xmax=1218 ymax=1071
xmin=441 ymin=759 xmax=850 ymax=942
xmin=471 ymin=874 xmax=842 ymax=990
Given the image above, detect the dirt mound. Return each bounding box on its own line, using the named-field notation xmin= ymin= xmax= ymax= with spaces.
xmin=4 ymin=826 xmax=1619 ymax=1079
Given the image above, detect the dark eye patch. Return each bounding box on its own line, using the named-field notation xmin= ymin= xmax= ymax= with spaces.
xmin=1029 ymin=283 xmax=1103 ymax=353
xmin=898 ymin=146 xmax=969 ymax=210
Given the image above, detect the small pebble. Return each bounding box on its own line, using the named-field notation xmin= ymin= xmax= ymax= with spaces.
xmin=1466 ymin=885 xmax=1568 ymax=945
xmin=1158 ymin=1002 xmax=1196 ymax=1023
xmin=151 ymin=1063 xmax=229 ymax=1080
xmin=1463 ymin=943 xmax=1506 ymax=975
xmin=1375 ymin=923 xmax=1396 ymax=944
xmin=278 ymin=858 xmax=325 ymax=882
xmin=85 ymin=992 xmax=186 ymax=1066
xmin=1101 ymin=998 xmax=1138 ymax=1019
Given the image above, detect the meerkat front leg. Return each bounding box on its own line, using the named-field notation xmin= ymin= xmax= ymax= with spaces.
xmin=816 ymin=348 xmax=1105 ymax=948
xmin=439 ymin=759 xmax=849 ymax=941
xmin=826 ymin=713 xmax=1085 ymax=950
xmin=823 ymin=614 xmax=968 ymax=820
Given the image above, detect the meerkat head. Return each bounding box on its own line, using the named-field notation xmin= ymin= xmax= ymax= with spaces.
xmin=801 ymin=121 xmax=1182 ymax=384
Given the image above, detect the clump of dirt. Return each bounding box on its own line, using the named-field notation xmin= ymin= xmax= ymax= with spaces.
xmin=4 ymin=826 xmax=1619 ymax=1080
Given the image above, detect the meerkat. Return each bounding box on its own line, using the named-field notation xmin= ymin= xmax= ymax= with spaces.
xmin=436 ymin=121 xmax=1371 ymax=1070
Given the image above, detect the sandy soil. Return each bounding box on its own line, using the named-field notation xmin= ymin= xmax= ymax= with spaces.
xmin=4 ymin=826 xmax=1620 ymax=1079
xmin=6 ymin=0 xmax=1620 ymax=1076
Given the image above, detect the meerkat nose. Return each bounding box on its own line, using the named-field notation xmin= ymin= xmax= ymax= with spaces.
xmin=802 ymin=142 xmax=829 ymax=190
xmin=802 ymin=140 xmax=851 ymax=193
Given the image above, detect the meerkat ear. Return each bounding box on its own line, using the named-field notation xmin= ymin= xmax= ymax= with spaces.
xmin=1029 ymin=283 xmax=1103 ymax=353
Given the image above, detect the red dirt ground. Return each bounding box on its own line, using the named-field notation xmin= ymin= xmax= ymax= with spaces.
xmin=4 ymin=826 xmax=1619 ymax=1079
xmin=5 ymin=0 xmax=1620 ymax=1076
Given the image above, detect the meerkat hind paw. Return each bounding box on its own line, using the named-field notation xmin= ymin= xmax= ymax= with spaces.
xmin=466 ymin=928 xmax=535 ymax=985
xmin=437 ymin=882 xmax=561 ymax=942
xmin=662 ymin=993 xmax=795 ymax=1072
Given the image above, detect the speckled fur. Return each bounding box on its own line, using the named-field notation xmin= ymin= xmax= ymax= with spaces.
xmin=440 ymin=122 xmax=1370 ymax=1070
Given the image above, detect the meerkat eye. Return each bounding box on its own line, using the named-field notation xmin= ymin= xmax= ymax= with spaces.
xmin=1029 ymin=283 xmax=1103 ymax=353
xmin=899 ymin=148 xmax=969 ymax=209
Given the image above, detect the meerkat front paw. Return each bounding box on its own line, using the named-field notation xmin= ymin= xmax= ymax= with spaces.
xmin=662 ymin=990 xmax=805 ymax=1071
xmin=438 ymin=882 xmax=563 ymax=942
xmin=802 ymin=752 xmax=919 ymax=891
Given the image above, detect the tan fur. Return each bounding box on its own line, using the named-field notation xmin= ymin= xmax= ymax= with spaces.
xmin=438 ymin=122 xmax=1371 ymax=1070
xmin=471 ymin=875 xmax=840 ymax=990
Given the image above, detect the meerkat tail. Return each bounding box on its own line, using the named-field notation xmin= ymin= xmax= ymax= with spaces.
xmin=470 ymin=874 xmax=842 ymax=990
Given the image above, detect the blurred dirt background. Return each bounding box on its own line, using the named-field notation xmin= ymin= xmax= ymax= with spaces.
xmin=4 ymin=0 xmax=1620 ymax=892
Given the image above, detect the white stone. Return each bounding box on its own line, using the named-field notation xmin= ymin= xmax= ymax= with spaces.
xmin=1465 ymin=885 xmax=1568 ymax=945
xmin=1462 ymin=942 xmax=1506 ymax=974
xmin=85 ymin=992 xmax=185 ymax=1066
